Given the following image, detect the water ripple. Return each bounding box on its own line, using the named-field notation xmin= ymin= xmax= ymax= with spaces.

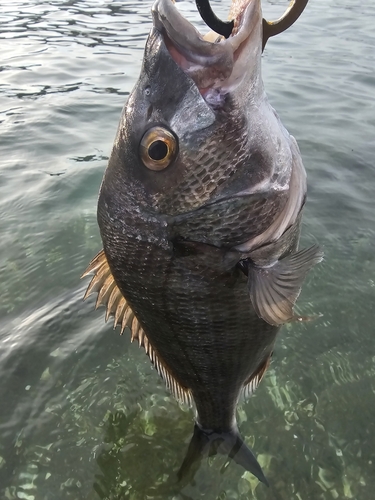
xmin=1 ymin=0 xmax=375 ymax=498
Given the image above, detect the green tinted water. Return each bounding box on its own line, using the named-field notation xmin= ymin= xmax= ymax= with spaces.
xmin=1 ymin=0 xmax=375 ymax=498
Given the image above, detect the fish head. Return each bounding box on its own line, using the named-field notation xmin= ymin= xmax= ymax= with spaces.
xmin=99 ymin=0 xmax=279 ymax=222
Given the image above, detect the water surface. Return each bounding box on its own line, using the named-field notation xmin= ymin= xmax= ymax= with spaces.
xmin=1 ymin=0 xmax=375 ymax=499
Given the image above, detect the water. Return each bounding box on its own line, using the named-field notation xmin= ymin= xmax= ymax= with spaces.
xmin=0 ymin=0 xmax=374 ymax=498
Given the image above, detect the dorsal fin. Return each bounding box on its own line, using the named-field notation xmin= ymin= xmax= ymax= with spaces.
xmin=82 ymin=250 xmax=193 ymax=406
xmin=241 ymin=354 xmax=272 ymax=400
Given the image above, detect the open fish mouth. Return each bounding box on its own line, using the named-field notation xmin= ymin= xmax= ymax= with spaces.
xmin=152 ymin=0 xmax=261 ymax=92
xmin=152 ymin=0 xmax=309 ymax=92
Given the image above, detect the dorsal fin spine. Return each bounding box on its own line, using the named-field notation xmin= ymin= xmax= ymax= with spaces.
xmin=83 ymin=250 xmax=193 ymax=407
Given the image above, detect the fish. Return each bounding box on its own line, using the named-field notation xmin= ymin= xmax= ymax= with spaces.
xmin=82 ymin=0 xmax=322 ymax=486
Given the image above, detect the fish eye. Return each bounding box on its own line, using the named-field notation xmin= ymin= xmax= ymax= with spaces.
xmin=139 ymin=126 xmax=178 ymax=171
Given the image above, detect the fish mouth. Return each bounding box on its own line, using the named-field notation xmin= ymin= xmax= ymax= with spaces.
xmin=152 ymin=0 xmax=262 ymax=93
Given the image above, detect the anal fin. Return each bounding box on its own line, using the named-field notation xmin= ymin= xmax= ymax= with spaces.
xmin=82 ymin=250 xmax=193 ymax=406
xmin=242 ymin=354 xmax=272 ymax=400
xmin=248 ymin=245 xmax=323 ymax=326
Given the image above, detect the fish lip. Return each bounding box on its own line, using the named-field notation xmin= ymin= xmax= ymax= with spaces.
xmin=151 ymin=0 xmax=261 ymax=90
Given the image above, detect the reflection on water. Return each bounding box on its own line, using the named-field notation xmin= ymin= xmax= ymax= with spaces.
xmin=1 ymin=0 xmax=375 ymax=499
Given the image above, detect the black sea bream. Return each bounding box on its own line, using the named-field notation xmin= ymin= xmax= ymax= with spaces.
xmin=83 ymin=0 xmax=321 ymax=485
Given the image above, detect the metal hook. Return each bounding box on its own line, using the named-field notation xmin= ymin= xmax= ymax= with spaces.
xmin=262 ymin=0 xmax=309 ymax=51
xmin=195 ymin=0 xmax=234 ymax=39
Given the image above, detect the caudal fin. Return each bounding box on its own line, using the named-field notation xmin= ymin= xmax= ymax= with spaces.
xmin=178 ymin=424 xmax=269 ymax=486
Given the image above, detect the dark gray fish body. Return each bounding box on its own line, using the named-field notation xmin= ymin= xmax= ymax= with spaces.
xmin=87 ymin=0 xmax=321 ymax=485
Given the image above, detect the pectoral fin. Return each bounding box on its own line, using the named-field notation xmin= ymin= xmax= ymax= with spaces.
xmin=247 ymin=245 xmax=323 ymax=326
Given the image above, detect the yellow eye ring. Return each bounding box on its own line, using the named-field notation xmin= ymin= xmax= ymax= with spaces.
xmin=139 ymin=126 xmax=178 ymax=171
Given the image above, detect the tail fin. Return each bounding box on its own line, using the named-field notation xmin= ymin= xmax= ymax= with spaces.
xmin=178 ymin=424 xmax=269 ymax=486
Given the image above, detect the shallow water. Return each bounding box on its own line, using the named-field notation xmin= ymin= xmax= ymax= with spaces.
xmin=1 ymin=0 xmax=375 ymax=498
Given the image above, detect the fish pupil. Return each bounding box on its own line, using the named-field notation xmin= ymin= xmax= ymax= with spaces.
xmin=148 ymin=140 xmax=168 ymax=161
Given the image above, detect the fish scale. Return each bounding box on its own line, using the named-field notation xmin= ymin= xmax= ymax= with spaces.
xmin=173 ymin=192 xmax=288 ymax=247
xmin=156 ymin=109 xmax=249 ymax=213
xmin=100 ymin=200 xmax=279 ymax=428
